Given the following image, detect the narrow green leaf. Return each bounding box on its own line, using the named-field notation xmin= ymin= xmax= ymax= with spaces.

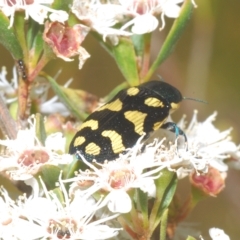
xmin=190 ymin=185 xmax=209 ymax=209
xmin=52 ymin=0 xmax=72 ymax=11
xmin=131 ymin=35 xmax=145 ymax=57
xmin=40 ymin=165 xmax=61 ymax=190
xmin=112 ymin=37 xmax=139 ymax=86
xmin=9 ymin=101 xmax=18 ymax=121
xmin=63 ymin=157 xmax=85 ymax=179
xmin=149 ymin=170 xmax=177 ymax=234
xmin=35 ymin=113 xmax=47 ymax=145
xmin=42 ymin=73 xmax=88 ymax=120
xmin=59 ymin=87 xmax=98 ymax=117
xmin=26 ymin=19 xmax=42 ymax=49
xmin=29 ymin=31 xmax=45 ymax=67
xmin=0 ymin=12 xmax=23 ymax=59
xmin=137 ymin=188 xmax=149 ymax=228
xmin=158 ymin=173 xmax=177 ymax=212
xmin=160 ymin=209 xmax=168 ymax=240
xmin=186 ymin=236 xmax=197 ymax=240
xmin=52 ymin=187 xmax=65 ymax=205
xmin=14 ymin=12 xmax=28 ymax=57
xmin=144 ymin=0 xmax=194 ymax=81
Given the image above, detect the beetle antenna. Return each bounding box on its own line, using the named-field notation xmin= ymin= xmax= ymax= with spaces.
xmin=183 ymin=97 xmax=208 ymax=104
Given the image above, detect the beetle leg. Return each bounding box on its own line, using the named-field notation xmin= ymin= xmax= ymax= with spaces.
xmin=160 ymin=122 xmax=188 ymax=150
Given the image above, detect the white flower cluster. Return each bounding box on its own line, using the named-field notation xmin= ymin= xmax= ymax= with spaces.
xmin=71 ymin=0 xmax=196 ymax=39
xmin=171 ymin=110 xmax=240 ymax=178
xmin=0 ymin=115 xmax=71 ymax=181
xmin=0 ymin=0 xmax=196 ymax=35
xmin=0 ymin=0 xmax=68 ymax=28
xmin=209 ymin=228 xmax=230 ymax=240
xmin=0 ymin=177 xmax=121 ymax=239
xmin=0 ymin=66 xmax=70 ymax=116
xmin=0 ymin=110 xmax=238 ymax=239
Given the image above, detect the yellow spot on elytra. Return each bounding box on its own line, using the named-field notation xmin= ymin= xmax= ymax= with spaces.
xmin=78 ymin=119 xmax=99 ymax=131
xmin=144 ymin=97 xmax=164 ymax=107
xmin=85 ymin=142 xmax=101 ymax=155
xmin=124 ymin=111 xmax=147 ymax=135
xmin=153 ymin=121 xmax=163 ymax=131
xmin=127 ymin=87 xmax=139 ymax=96
xmin=101 ymin=130 xmax=125 ymax=154
xmin=170 ymin=102 xmax=179 ymax=110
xmin=97 ymin=98 xmax=122 ymax=112
xmin=74 ymin=136 xmax=86 ymax=147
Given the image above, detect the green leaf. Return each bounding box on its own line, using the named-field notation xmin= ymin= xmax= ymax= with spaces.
xmin=131 ymin=35 xmax=145 ymax=57
xmin=132 ymin=33 xmax=152 ymax=80
xmin=52 ymin=187 xmax=65 ymax=205
xmin=40 ymin=165 xmax=61 ymax=189
xmin=0 ymin=12 xmax=23 ymax=59
xmin=149 ymin=170 xmax=177 ymax=234
xmin=137 ymin=188 xmax=149 ymax=228
xmin=35 ymin=113 xmax=47 ymax=145
xmin=160 ymin=209 xmax=168 ymax=240
xmin=52 ymin=0 xmax=72 ymax=11
xmin=59 ymin=86 xmax=98 ymax=117
xmin=14 ymin=12 xmax=27 ymax=57
xmin=186 ymin=236 xmax=197 ymax=240
xmin=26 ymin=19 xmax=42 ymax=49
xmin=40 ymin=165 xmax=61 ymax=190
xmin=42 ymin=73 xmax=88 ymax=120
xmin=112 ymin=37 xmax=140 ymax=86
xmin=63 ymin=157 xmax=84 ymax=179
xmin=190 ymin=184 xmax=209 ymax=209
xmin=29 ymin=31 xmax=45 ymax=67
xmin=144 ymin=0 xmax=194 ymax=81
xmin=9 ymin=101 xmax=18 ymax=120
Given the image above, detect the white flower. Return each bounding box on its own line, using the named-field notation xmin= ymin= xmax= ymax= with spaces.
xmin=209 ymin=228 xmax=230 ymax=240
xmin=72 ymin=0 xmax=197 ymax=37
xmin=40 ymin=96 xmax=70 ymax=116
xmin=0 ymin=0 xmax=68 ymax=28
xmin=67 ymin=110 xmax=240 ymax=213
xmin=0 ymin=115 xmax=72 ymax=180
xmin=22 ymin=176 xmax=120 ymax=239
xmin=0 ymin=175 xmax=120 ymax=240
xmin=71 ymin=0 xmax=132 ymax=41
xmin=32 ymin=76 xmax=71 ymax=116
xmin=69 ymin=137 xmax=166 ymax=213
xmin=44 ymin=132 xmax=66 ymax=152
xmin=0 ymin=66 xmax=70 ymax=116
xmin=162 ymin=111 xmax=240 ymax=178
xmin=0 ymin=187 xmax=44 ymax=240
xmin=0 ymin=66 xmax=18 ymax=104
xmin=119 ymin=0 xmax=185 ymax=33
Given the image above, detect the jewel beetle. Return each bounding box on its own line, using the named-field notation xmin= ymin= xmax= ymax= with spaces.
xmin=69 ymin=80 xmax=187 ymax=162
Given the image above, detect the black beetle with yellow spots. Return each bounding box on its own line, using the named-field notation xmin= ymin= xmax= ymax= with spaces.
xmin=69 ymin=80 xmax=187 ymax=162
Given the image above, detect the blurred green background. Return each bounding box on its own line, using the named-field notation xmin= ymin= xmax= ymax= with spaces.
xmin=0 ymin=0 xmax=239 ymax=239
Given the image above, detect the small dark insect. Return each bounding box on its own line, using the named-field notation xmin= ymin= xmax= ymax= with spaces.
xmin=69 ymin=80 xmax=187 ymax=163
xmin=57 ymin=229 xmax=71 ymax=239
xmin=17 ymin=59 xmax=27 ymax=80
